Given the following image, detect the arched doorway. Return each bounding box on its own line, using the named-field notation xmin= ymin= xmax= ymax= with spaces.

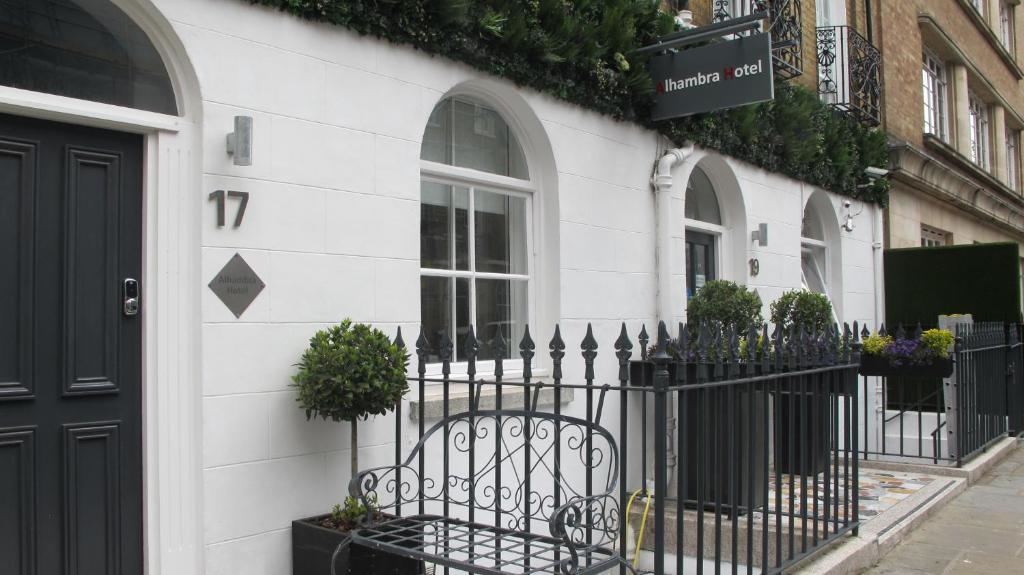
xmin=0 ymin=1 xmax=204 ymax=573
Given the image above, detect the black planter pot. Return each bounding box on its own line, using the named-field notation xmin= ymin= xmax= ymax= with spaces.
xmin=628 ymin=360 xmax=767 ymax=511
xmin=858 ymin=355 xmax=953 ymax=378
xmin=292 ymin=516 xmax=425 ymax=575
xmin=773 ymin=391 xmax=831 ymax=476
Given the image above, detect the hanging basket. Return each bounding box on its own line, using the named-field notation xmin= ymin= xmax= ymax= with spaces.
xmin=858 ymin=355 xmax=953 ymax=378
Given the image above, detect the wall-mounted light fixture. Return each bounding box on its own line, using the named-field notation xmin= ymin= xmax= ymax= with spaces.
xmin=751 ymin=222 xmax=768 ymax=246
xmin=226 ymin=115 xmax=253 ymax=166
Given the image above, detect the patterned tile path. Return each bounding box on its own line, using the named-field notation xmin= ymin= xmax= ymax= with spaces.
xmin=762 ymin=469 xmax=936 ymax=522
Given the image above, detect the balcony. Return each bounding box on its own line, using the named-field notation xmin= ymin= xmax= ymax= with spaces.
xmin=711 ymin=0 xmax=803 ymax=79
xmin=816 ymin=25 xmax=882 ymax=126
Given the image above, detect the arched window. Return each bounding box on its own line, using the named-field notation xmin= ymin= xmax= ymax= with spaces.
xmin=684 ymin=166 xmax=723 ymax=298
xmin=0 ymin=0 xmax=177 ymax=115
xmin=801 ymin=196 xmax=840 ymax=323
xmin=420 ymin=96 xmax=532 ymax=364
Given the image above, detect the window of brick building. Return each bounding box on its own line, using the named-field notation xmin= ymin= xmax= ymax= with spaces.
xmin=922 ymin=51 xmax=949 ymax=141
xmin=1000 ymin=1 xmax=1015 ymax=52
xmin=921 ymin=225 xmax=952 ymax=247
xmin=969 ymin=92 xmax=991 ymax=170
xmin=1008 ymin=127 xmax=1021 ymax=192
xmin=970 ymin=0 xmax=986 ymax=16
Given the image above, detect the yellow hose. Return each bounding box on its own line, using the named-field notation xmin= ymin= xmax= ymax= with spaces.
xmin=624 ymin=488 xmax=655 ymax=570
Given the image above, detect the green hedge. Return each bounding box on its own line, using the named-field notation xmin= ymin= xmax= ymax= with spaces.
xmin=250 ymin=0 xmax=889 ymax=204
xmin=884 ymin=243 xmax=1022 ymax=326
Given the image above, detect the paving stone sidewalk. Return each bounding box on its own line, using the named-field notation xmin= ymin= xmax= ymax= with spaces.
xmin=863 ymin=446 xmax=1024 ymax=574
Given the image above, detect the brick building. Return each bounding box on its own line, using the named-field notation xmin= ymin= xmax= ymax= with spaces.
xmin=679 ymin=0 xmax=1022 ymax=293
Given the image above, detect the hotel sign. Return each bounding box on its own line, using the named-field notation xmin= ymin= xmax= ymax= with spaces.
xmin=649 ymin=33 xmax=774 ymax=121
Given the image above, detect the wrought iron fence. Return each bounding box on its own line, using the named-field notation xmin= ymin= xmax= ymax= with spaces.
xmin=371 ymin=320 xmax=861 ymax=575
xmin=712 ymin=0 xmax=803 ymax=80
xmin=816 ymin=25 xmax=881 ymax=126
xmin=857 ymin=323 xmax=1013 ymax=467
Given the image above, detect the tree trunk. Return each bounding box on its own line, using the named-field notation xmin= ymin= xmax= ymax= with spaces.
xmin=351 ymin=419 xmax=359 ymax=477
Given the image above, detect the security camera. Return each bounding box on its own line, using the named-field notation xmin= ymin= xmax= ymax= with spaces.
xmin=864 ymin=166 xmax=889 ymax=180
xmin=843 ymin=200 xmax=852 ymax=209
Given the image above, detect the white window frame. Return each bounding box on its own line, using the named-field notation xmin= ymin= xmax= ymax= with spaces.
xmin=922 ymin=50 xmax=949 ymax=141
xmin=970 ymin=0 xmax=986 ymax=15
xmin=419 ymin=158 xmax=537 ymax=376
xmin=1000 ymin=1 xmax=1015 ymax=51
xmin=921 ymin=224 xmax=950 ymax=247
xmin=800 ymin=204 xmax=840 ymax=326
xmin=1008 ymin=127 xmax=1021 ymax=192
xmin=969 ymin=92 xmax=992 ymax=170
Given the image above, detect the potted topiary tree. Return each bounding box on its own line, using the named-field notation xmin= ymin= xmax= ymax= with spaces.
xmin=290 ymin=319 xmax=421 ymax=575
xmin=769 ymin=290 xmax=836 ymax=476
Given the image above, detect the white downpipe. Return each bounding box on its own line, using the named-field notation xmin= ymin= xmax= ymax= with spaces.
xmin=654 ymin=146 xmax=693 ymax=323
xmin=651 ymin=145 xmax=693 ymax=489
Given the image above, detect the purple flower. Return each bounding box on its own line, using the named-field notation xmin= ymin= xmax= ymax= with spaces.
xmin=883 ymin=339 xmax=919 ymax=367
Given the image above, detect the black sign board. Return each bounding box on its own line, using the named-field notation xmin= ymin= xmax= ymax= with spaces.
xmin=649 ymin=33 xmax=774 ymax=121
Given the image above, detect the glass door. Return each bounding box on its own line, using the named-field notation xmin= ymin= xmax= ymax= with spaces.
xmin=686 ymin=231 xmax=717 ymax=300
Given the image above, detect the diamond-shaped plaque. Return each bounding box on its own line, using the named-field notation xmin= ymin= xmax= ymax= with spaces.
xmin=208 ymin=253 xmax=265 ymax=318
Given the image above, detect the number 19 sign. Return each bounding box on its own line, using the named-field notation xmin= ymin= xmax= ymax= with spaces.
xmin=649 ymin=33 xmax=775 ymax=121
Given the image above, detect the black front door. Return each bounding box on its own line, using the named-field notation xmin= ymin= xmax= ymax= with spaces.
xmin=686 ymin=230 xmax=716 ymax=299
xmin=0 ymin=113 xmax=143 ymax=575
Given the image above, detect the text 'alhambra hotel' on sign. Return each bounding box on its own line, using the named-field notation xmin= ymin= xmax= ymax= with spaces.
xmin=649 ymin=32 xmax=774 ymax=121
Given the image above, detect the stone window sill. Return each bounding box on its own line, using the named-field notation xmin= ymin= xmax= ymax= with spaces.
xmin=409 ymin=379 xmax=574 ymax=421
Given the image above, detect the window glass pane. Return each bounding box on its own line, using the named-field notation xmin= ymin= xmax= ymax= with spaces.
xmin=421 ymin=98 xmax=450 ymax=164
xmin=455 ymin=187 xmax=470 ymax=271
xmin=420 ymin=96 xmax=529 ymax=180
xmin=684 ymin=167 xmax=722 ymax=225
xmin=474 ymin=190 xmax=527 ymax=274
xmin=421 ymin=182 xmax=451 ymax=269
xmin=0 ymin=0 xmax=177 ymax=114
xmin=802 ymin=206 xmax=825 ymax=241
xmin=421 ymin=276 xmax=452 ymax=363
xmin=801 ymin=251 xmax=826 ymax=294
xmin=452 ymin=98 xmax=510 ymax=175
xmin=455 ymin=277 xmax=471 ymax=360
xmin=475 ymin=279 xmax=527 ymax=361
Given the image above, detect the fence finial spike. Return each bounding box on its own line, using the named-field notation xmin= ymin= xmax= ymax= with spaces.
xmin=581 ymin=323 xmax=599 ymax=352
xmin=394 ymin=326 xmax=405 ymax=350
xmin=639 ymin=324 xmax=650 ymax=360
xmin=614 ymin=323 xmax=633 ymax=354
xmin=416 ymin=327 xmax=429 ymax=356
xmin=519 ymin=325 xmax=536 ymax=357
xmin=492 ymin=326 xmax=507 ymax=359
xmin=654 ymin=321 xmax=672 ymax=360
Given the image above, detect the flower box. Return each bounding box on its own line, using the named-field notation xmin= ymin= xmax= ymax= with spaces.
xmin=858 ymin=355 xmax=953 ymax=378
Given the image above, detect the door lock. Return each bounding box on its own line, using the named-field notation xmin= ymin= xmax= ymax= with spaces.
xmin=123 ymin=278 xmax=140 ymax=317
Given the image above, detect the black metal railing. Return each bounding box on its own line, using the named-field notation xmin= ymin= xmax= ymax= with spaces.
xmin=816 ymin=25 xmax=881 ymax=126
xmin=368 ymin=320 xmax=861 ymax=575
xmin=712 ymin=0 xmax=803 ymax=80
xmin=857 ymin=323 xmax=1012 ymax=467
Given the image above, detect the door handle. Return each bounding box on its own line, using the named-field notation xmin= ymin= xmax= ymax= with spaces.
xmin=123 ymin=278 xmax=140 ymax=317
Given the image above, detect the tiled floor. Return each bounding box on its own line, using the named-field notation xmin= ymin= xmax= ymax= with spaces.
xmin=865 ymin=446 xmax=1024 ymax=574
xmin=762 ymin=469 xmax=936 ymax=521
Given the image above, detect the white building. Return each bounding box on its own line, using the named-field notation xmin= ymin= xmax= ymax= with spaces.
xmin=0 ymin=1 xmax=882 ymax=574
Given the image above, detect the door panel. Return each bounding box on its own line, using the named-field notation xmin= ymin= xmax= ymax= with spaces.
xmin=0 ymin=140 xmax=35 ymax=399
xmin=64 ymin=149 xmax=122 ymax=395
xmin=0 ymin=113 xmax=142 ymax=575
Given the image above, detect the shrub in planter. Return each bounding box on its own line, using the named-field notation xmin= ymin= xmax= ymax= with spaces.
xmin=291 ymin=320 xmax=419 ymax=575
xmin=686 ymin=280 xmax=764 ymax=334
xmin=770 ymin=290 xmax=833 ymax=333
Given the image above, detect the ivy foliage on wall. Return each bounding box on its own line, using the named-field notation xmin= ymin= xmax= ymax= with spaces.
xmin=251 ymin=0 xmax=889 ymax=204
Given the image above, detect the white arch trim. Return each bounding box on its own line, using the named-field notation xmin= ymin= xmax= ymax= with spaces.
xmin=0 ymin=2 xmax=205 ymax=573
xmin=675 ymin=150 xmax=750 ymax=284
xmin=419 ymin=79 xmax=561 ymax=363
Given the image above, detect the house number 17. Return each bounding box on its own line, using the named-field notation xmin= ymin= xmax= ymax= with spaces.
xmin=209 ymin=190 xmax=249 ymax=228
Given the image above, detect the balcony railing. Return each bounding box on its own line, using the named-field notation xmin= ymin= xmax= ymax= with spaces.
xmin=712 ymin=0 xmax=803 ymax=79
xmin=816 ymin=25 xmax=881 ymax=126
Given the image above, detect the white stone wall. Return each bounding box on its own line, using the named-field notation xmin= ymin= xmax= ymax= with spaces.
xmin=150 ymin=1 xmax=881 ymax=572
